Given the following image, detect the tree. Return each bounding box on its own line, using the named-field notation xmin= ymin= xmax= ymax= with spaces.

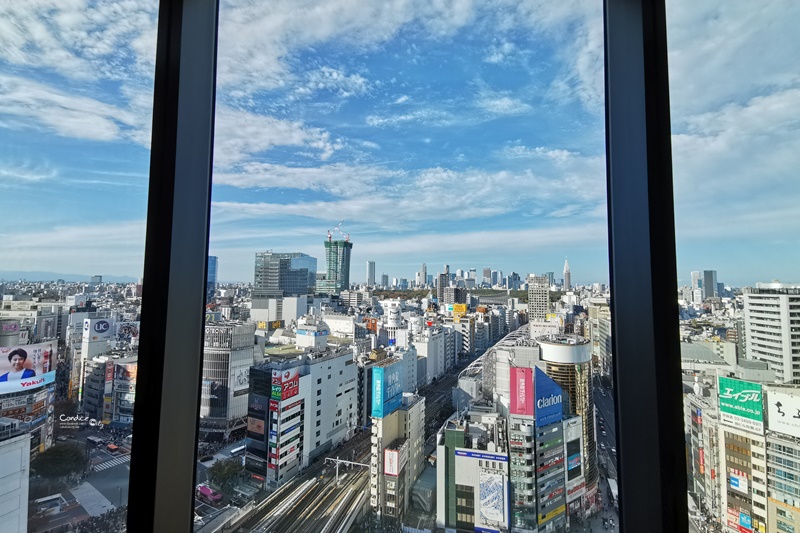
xmin=206 ymin=458 xmax=243 ymax=492
xmin=31 ymin=443 xmax=87 ymax=479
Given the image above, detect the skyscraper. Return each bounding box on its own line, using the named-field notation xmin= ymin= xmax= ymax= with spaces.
xmin=320 ymin=239 xmax=353 ymax=295
xmin=744 ymin=283 xmax=800 ymax=384
xmin=419 ymin=263 xmax=427 ymax=287
xmin=367 ymin=261 xmax=376 ymax=286
xmin=690 ymin=270 xmax=701 ymax=291
xmin=207 ymin=256 xmax=218 ymax=304
xmin=437 ymin=265 xmax=450 ymax=302
xmin=482 ymin=267 xmax=492 ymax=285
xmin=254 ymin=251 xmax=317 ymax=297
xmin=527 ymin=275 xmax=549 ymax=321
xmin=563 ymin=258 xmax=571 ymax=291
xmin=703 ymin=270 xmax=718 ymax=299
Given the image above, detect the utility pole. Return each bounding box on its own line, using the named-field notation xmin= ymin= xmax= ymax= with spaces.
xmin=324 ymin=456 xmax=369 ymax=484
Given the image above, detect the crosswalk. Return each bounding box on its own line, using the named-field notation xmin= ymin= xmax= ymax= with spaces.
xmin=94 ymin=455 xmax=131 ymax=472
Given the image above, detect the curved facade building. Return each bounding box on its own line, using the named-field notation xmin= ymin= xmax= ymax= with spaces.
xmin=538 ymin=334 xmax=599 ymax=515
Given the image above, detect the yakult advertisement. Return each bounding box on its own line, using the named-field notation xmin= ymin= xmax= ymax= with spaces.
xmin=0 ymin=342 xmax=57 ymax=394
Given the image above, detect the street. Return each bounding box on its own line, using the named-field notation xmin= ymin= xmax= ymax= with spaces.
xmin=592 ymin=378 xmax=620 ymax=532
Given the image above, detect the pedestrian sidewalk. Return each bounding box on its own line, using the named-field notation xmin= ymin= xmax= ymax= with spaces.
xmin=71 ymin=482 xmax=116 ymax=516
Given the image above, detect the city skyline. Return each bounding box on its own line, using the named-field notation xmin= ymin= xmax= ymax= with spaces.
xmin=1 ymin=2 xmax=799 ymax=286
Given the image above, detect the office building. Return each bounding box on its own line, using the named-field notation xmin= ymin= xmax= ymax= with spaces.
xmin=764 ymin=386 xmax=800 ymax=531
xmin=207 ymin=255 xmax=218 ymax=304
xmin=200 ymin=321 xmax=264 ymax=439
xmin=527 ymin=275 xmax=550 ymax=321
xmin=0 ymin=418 xmax=29 ymax=532
xmin=563 ymin=260 xmax=571 ymax=291
xmin=538 ymin=334 xmax=599 ymax=512
xmin=703 ymin=270 xmax=718 ymax=299
xmin=437 ymin=266 xmax=450 ymax=302
xmin=419 ymin=263 xmax=427 ymax=288
xmin=691 ymin=271 xmax=702 ymax=291
xmin=318 ymin=239 xmax=353 ymax=295
xmin=245 ymin=315 xmax=357 ymax=488
xmin=436 ymin=410 xmax=510 ymax=532
xmin=381 ymin=274 xmax=389 ymax=289
xmin=443 ymin=287 xmax=467 ymax=305
xmin=254 ymin=251 xmax=317 ymax=298
xmin=367 ymin=261 xmax=376 ymax=286
xmin=743 ymin=283 xmax=800 ymax=384
xmin=483 ymin=267 xmax=492 ymax=285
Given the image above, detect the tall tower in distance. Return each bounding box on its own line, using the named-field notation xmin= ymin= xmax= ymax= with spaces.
xmin=322 ymin=239 xmax=353 ymax=295
xmin=207 ymin=256 xmax=218 ymax=304
xmin=419 ymin=263 xmax=427 ymax=287
xmin=367 ymin=261 xmax=376 ymax=286
xmin=563 ymin=258 xmax=571 ymax=291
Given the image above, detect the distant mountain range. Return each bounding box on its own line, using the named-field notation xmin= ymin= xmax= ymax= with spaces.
xmin=0 ymin=271 xmax=139 ymax=283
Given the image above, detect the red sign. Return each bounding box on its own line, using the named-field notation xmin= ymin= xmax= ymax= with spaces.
xmin=510 ymin=367 xmax=533 ymax=416
xmin=269 ymin=400 xmax=279 ymax=412
xmin=698 ymin=448 xmax=705 ymax=475
xmin=711 ymin=469 xmax=716 ymax=480
xmin=271 ymin=368 xmax=300 ymax=400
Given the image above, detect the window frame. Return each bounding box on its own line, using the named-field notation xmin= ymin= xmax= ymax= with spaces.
xmin=126 ymin=0 xmax=689 ymax=530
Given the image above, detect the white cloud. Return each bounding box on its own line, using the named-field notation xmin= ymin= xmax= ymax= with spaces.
xmin=365 ymin=109 xmax=457 ymax=128
xmin=213 ymin=107 xmax=342 ymax=168
xmin=0 ymin=162 xmax=57 ymax=183
xmin=296 ymin=67 xmax=371 ymax=98
xmin=394 ymin=95 xmax=410 ymax=104
xmin=476 ymin=94 xmax=532 ymax=116
xmin=0 ymin=74 xmax=142 ymax=143
xmin=483 ymin=40 xmax=515 ymax=64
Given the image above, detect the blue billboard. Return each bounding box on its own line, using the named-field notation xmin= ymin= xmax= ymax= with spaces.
xmin=534 ymin=367 xmax=564 ymax=426
xmin=371 ymin=360 xmax=404 ymax=418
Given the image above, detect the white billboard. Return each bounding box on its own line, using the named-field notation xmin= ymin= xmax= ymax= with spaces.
xmin=729 ymin=469 xmax=749 ymax=494
xmin=479 ymin=471 xmax=506 ymax=524
xmin=767 ymin=389 xmax=800 ymax=439
xmin=83 ymin=318 xmax=114 ymax=342
xmin=385 ymin=449 xmax=399 ymax=476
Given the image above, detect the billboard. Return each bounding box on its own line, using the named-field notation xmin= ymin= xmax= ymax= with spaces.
xmin=767 ymin=389 xmax=800 ymax=439
xmin=371 ymin=360 xmax=404 ymax=418
xmin=247 ymin=417 xmax=265 ymax=435
xmin=116 ymin=321 xmax=140 ymax=342
xmin=0 ymin=342 xmax=57 ymax=394
xmin=534 ymin=367 xmax=564 ymax=426
xmin=718 ymin=377 xmax=764 ymax=433
xmin=729 ymin=469 xmax=749 ymax=494
xmin=566 ymin=439 xmax=582 ymax=481
xmin=479 ymin=472 xmax=506 ymax=524
xmin=453 ymin=303 xmax=468 ymax=317
xmin=272 ymin=368 xmax=300 ymax=400
xmin=249 ymin=394 xmax=269 ymax=412
xmin=385 ymin=449 xmax=400 ymax=476
xmin=510 ymin=367 xmax=533 ymax=417
xmin=83 ymin=318 xmax=114 ymax=341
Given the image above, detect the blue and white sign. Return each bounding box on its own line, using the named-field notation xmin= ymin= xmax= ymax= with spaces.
xmin=455 ymin=450 xmax=509 ymax=462
xmin=94 ymin=320 xmax=110 ymax=333
xmin=739 ymin=512 xmax=752 ymax=530
xmin=371 ymin=361 xmax=404 ymax=418
xmin=534 ymin=367 xmax=564 ymax=427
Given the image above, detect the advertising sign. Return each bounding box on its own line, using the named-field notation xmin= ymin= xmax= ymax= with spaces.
xmin=510 ymin=367 xmax=533 ymax=417
xmin=249 ymin=394 xmax=269 ymax=412
xmin=0 ymin=342 xmax=57 ymax=394
xmin=767 ymin=389 xmax=800 ymax=439
xmin=371 ymin=360 xmax=404 ymax=418
xmin=257 ymin=321 xmax=268 ymax=330
xmin=539 ymin=504 xmax=566 ymax=524
xmin=739 ymin=512 xmax=752 ymax=532
xmin=385 ymin=449 xmax=400 ymax=476
xmin=247 ymin=417 xmax=265 ymax=435
xmin=271 ymin=368 xmax=300 ymax=400
xmin=566 ymin=439 xmax=582 ymax=481
xmin=479 ymin=472 xmax=506 ymax=523
xmin=453 ymin=303 xmax=468 ymax=317
xmin=718 ymin=377 xmax=764 ymax=433
xmin=534 ymin=367 xmax=564 ymax=427
xmin=269 ymin=400 xmax=280 ymax=412
xmin=116 ymin=321 xmax=140 ymax=342
xmin=729 ymin=469 xmax=749 ymax=494
xmin=83 ymin=318 xmax=114 ymax=341
xmin=698 ymin=448 xmax=705 ymax=475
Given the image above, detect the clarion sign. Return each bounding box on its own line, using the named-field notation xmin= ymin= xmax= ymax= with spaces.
xmin=537 ymin=394 xmax=562 ymax=409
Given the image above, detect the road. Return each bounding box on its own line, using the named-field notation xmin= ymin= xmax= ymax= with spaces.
xmin=592 ymin=379 xmax=620 ymax=532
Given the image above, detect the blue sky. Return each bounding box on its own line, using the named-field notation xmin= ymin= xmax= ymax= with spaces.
xmin=1 ymin=1 xmax=799 ymax=286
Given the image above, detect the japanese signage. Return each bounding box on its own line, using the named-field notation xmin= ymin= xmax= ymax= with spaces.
xmin=247 ymin=417 xmax=265 ymax=435
xmin=0 ymin=342 xmax=57 ymax=394
xmin=729 ymin=468 xmax=749 ymax=494
xmin=766 ymin=389 xmax=800 ymax=439
xmin=385 ymin=449 xmax=399 ymax=476
xmin=371 ymin=359 xmax=403 ymax=418
xmin=718 ymin=377 xmax=764 ymax=433
xmin=271 ymin=368 xmax=300 ymax=400
xmin=534 ymin=367 xmax=564 ymax=426
xmin=510 ymin=367 xmax=533 ymax=417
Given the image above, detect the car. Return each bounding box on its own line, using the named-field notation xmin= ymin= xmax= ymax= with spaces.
xmin=611 ymin=447 xmax=617 ymax=455
xmin=199 ymin=455 xmax=214 ymax=462
xmin=602 ymin=430 xmax=607 ymax=437
xmin=599 ymin=443 xmax=606 ymax=450
xmin=56 ymin=436 xmax=68 ymax=442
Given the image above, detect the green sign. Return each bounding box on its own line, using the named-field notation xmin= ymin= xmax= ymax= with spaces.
xmin=271 ymin=384 xmax=282 ymax=400
xmin=718 ymin=376 xmax=764 ymax=431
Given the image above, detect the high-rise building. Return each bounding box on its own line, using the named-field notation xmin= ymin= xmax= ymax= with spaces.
xmin=744 ymin=283 xmax=800 ymax=384
xmin=482 ymin=267 xmax=492 ymax=285
xmin=690 ymin=271 xmax=702 ymax=291
xmin=207 ymin=255 xmax=218 ymax=304
xmin=563 ymin=259 xmax=571 ymax=291
xmin=319 ymin=239 xmax=353 ymax=295
xmin=381 ymin=274 xmax=389 ymax=289
xmin=367 ymin=261 xmax=376 ymax=286
xmin=442 ymin=287 xmax=467 ymax=305
xmin=200 ymin=321 xmax=263 ymax=439
xmin=544 ymin=271 xmax=555 ymax=287
xmin=527 ymin=275 xmax=550 ymax=322
xmin=703 ymin=270 xmax=718 ymax=299
xmin=419 ymin=263 xmax=427 ymax=287
xmin=437 ymin=267 xmax=450 ymax=302
xmin=538 ymin=334 xmax=599 ymax=513
xmin=254 ymin=251 xmax=317 ymax=297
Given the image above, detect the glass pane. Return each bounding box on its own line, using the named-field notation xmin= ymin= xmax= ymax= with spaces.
xmin=203 ymin=1 xmax=615 ymax=532
xmin=667 ymin=2 xmax=800 ymax=532
xmin=0 ymin=2 xmax=158 ymax=531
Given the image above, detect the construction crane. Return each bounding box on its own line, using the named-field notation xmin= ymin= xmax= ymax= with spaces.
xmin=326 ymin=221 xmax=350 ymax=242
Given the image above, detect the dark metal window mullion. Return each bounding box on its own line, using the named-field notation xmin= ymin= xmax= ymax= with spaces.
xmin=128 ymin=0 xmax=220 ymax=530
